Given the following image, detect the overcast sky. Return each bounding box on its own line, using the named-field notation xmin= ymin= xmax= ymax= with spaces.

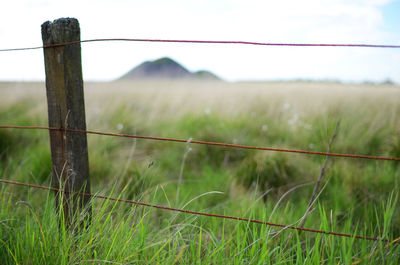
xmin=0 ymin=0 xmax=399 ymax=82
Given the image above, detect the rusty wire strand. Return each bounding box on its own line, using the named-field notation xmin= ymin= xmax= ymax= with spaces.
xmin=0 ymin=125 xmax=399 ymax=162
xmin=0 ymin=178 xmax=394 ymax=243
xmin=1 ymin=38 xmax=400 ymax=52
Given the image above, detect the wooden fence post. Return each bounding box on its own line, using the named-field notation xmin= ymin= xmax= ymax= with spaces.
xmin=41 ymin=18 xmax=91 ymax=227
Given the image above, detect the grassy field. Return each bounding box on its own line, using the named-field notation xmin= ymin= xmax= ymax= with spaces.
xmin=0 ymin=80 xmax=399 ymax=264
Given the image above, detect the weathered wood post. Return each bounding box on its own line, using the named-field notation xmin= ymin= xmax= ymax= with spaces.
xmin=41 ymin=18 xmax=91 ymax=227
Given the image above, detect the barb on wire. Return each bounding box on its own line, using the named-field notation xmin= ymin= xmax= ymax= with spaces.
xmin=0 ymin=178 xmax=393 ymax=243
xmin=1 ymin=38 xmax=400 ymax=52
xmin=0 ymin=125 xmax=399 ymax=162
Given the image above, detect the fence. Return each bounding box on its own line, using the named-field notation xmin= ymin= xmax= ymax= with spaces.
xmin=0 ymin=18 xmax=399 ymax=245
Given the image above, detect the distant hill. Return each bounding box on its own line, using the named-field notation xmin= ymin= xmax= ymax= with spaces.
xmin=119 ymin=57 xmax=221 ymax=81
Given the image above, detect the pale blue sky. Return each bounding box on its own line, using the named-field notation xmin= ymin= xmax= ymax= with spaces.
xmin=0 ymin=0 xmax=399 ymax=83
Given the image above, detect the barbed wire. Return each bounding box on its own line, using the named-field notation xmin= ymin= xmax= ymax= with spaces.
xmin=0 ymin=125 xmax=399 ymax=162
xmin=1 ymin=38 xmax=400 ymax=52
xmin=0 ymin=178 xmax=394 ymax=244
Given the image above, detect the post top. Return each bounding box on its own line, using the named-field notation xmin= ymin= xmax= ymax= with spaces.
xmin=41 ymin=18 xmax=80 ymax=44
xmin=41 ymin=17 xmax=79 ymax=26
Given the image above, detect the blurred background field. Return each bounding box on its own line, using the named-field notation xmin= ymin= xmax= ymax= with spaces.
xmin=0 ymin=80 xmax=399 ymax=264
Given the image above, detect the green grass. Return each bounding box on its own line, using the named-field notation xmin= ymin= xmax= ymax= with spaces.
xmin=0 ymin=81 xmax=399 ymax=264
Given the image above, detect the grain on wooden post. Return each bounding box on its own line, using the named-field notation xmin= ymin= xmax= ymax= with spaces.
xmin=41 ymin=18 xmax=91 ymax=227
